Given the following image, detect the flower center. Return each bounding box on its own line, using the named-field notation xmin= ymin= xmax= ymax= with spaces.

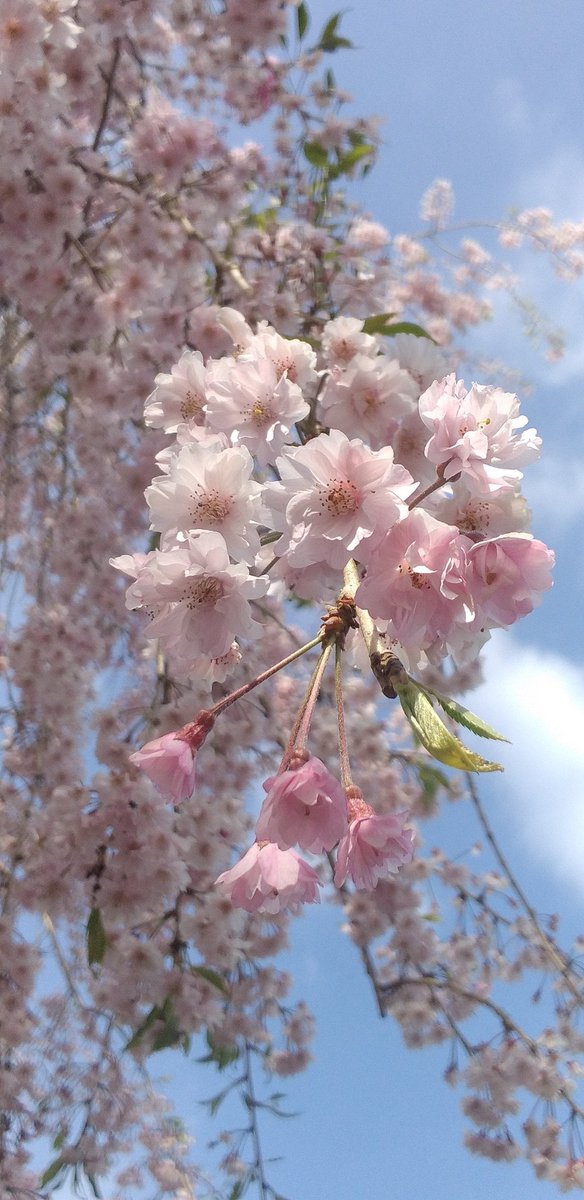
xmin=323 ymin=477 xmax=360 ymax=517
xmin=362 ymin=388 xmax=379 ymax=411
xmin=246 ymin=397 xmax=273 ymax=427
xmin=180 ymin=577 xmax=226 ymax=609
xmin=398 ymin=560 xmax=430 ymax=590
xmin=180 ymin=389 xmax=204 ymax=421
xmin=189 ymin=489 xmax=232 ymax=525
xmin=332 ymin=338 xmax=354 ymax=363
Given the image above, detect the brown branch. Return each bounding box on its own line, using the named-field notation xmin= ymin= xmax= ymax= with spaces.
xmin=93 ymin=38 xmax=122 ymax=152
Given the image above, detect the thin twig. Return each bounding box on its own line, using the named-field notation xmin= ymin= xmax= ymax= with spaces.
xmin=466 ymin=773 xmax=584 ymax=1006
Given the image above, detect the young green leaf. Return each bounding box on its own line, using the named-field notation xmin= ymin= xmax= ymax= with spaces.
xmin=329 ymin=143 xmax=375 ymax=179
xmin=40 ymin=1157 xmax=66 ymax=1189
xmin=362 ymin=312 xmax=397 ymax=334
xmin=315 ymin=12 xmax=352 ymax=52
xmin=416 ymin=762 xmax=452 ymax=810
xmin=395 ymin=680 xmax=503 ymax=773
xmin=377 ymin=320 xmax=436 ymax=340
xmin=303 ymin=141 xmax=329 ymax=169
xmin=416 ymin=682 xmax=510 ymax=743
xmin=297 ymin=1 xmax=309 ymax=39
xmin=125 ymin=1003 xmax=162 ymax=1051
xmin=204 ymin=1029 xmax=240 ymax=1070
xmin=191 ymin=965 xmax=230 ymax=995
xmin=86 ymin=907 xmax=107 ymax=966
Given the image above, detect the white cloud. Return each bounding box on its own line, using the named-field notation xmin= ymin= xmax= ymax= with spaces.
xmin=471 ymin=634 xmax=584 ymax=892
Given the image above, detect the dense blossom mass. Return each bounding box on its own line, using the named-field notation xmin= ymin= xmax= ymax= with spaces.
xmin=1 ymin=1 xmax=583 ymax=1197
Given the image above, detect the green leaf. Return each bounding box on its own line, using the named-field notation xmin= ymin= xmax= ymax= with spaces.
xmin=40 ymin=1157 xmax=66 ymax=1189
xmin=377 ymin=320 xmax=436 ymax=340
xmin=303 ymin=141 xmax=329 ymax=169
xmin=125 ymin=1003 xmax=161 ymax=1051
xmin=395 ymin=680 xmax=503 ymax=773
xmin=362 ymin=312 xmax=398 ymax=334
xmin=204 ymin=1029 xmax=240 ymax=1070
xmin=416 ymin=762 xmax=451 ymax=810
xmin=191 ymin=965 xmax=230 ymax=994
xmin=151 ymin=1022 xmax=183 ymax=1052
xmin=228 ymin=1181 xmax=246 ymax=1200
xmin=318 ymin=12 xmax=341 ymax=42
xmin=297 ymin=1 xmax=309 ymax=39
xmin=202 ymin=1083 xmax=233 ymax=1116
xmin=316 ymin=11 xmax=353 ymax=52
xmin=86 ymin=907 xmax=106 ymax=966
xmin=416 ymin=683 xmax=510 ymax=743
xmin=321 ymin=34 xmax=353 ymax=51
xmin=329 ymin=143 xmax=375 ymax=179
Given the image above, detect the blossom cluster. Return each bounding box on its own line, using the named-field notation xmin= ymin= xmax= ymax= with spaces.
xmin=116 ymin=307 xmax=554 ymax=927
xmin=113 ymin=312 xmax=553 ymax=683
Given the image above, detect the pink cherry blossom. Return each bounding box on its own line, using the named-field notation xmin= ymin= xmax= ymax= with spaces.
xmin=419 ymin=374 xmax=542 ymax=495
xmin=356 ymin=509 xmax=473 ymax=659
xmin=244 ymin=321 xmax=318 ymax=389
xmin=110 ymin=531 xmax=268 ymax=660
xmin=255 ymin=756 xmax=348 ymax=853
xmin=215 ymin=842 xmax=321 ymax=914
xmin=466 ymin=533 xmax=555 ymax=627
xmin=264 ymin=429 xmax=415 ymax=570
xmin=434 ymin=484 xmax=532 ymax=541
xmin=129 ymin=732 xmax=197 ymax=803
xmin=319 ymin=352 xmax=418 ymax=448
xmin=205 ymin=355 xmax=309 ymax=466
xmin=129 ymin=713 xmax=214 ymax=802
xmin=145 ymin=441 xmax=263 ymax=564
xmin=321 ymin=315 xmax=379 ymax=367
xmin=334 ymin=800 xmax=415 ymax=890
xmin=390 ymin=332 xmax=449 ymax=393
xmin=144 ymin=350 xmax=209 ymax=433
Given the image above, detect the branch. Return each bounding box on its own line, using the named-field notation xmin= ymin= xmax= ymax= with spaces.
xmin=466 ymin=773 xmax=584 ymax=1007
xmin=93 ymin=38 xmax=122 ymax=152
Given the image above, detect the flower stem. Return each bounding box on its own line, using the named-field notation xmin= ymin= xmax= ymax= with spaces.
xmin=334 ymin=641 xmax=353 ymax=790
xmin=286 ymin=640 xmax=334 ymax=763
xmin=209 ymin=630 xmax=324 ymax=720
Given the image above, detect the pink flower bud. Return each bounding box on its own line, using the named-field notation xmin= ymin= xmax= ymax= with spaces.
xmin=129 ymin=731 xmax=198 ymax=802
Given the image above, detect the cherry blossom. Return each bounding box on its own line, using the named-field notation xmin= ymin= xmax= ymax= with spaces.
xmin=0 ymin=0 xmax=575 ymax=1192
xmin=256 ymin=756 xmax=348 ymax=853
xmin=205 ymin=355 xmax=309 ymax=466
xmin=215 ymin=842 xmax=322 ymax=914
xmin=321 ymin=315 xmax=379 ymax=367
xmin=145 ymin=440 xmax=263 ymax=563
xmin=111 ymin=531 xmax=269 ymax=660
xmin=356 ymin=509 xmax=473 ymax=660
xmin=129 ymin=732 xmax=198 ymax=802
xmin=334 ymin=794 xmax=415 ymax=890
xmin=319 ymin=352 xmax=418 ymax=448
xmin=265 ymin=428 xmax=415 ymax=570
xmin=419 ymin=374 xmax=542 ymax=494
xmin=466 ymin=533 xmax=555 ymax=626
xmin=144 ymin=350 xmax=209 ymax=434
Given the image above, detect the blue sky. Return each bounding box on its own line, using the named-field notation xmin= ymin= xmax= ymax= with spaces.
xmin=54 ymin=4 xmax=584 ymax=1196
